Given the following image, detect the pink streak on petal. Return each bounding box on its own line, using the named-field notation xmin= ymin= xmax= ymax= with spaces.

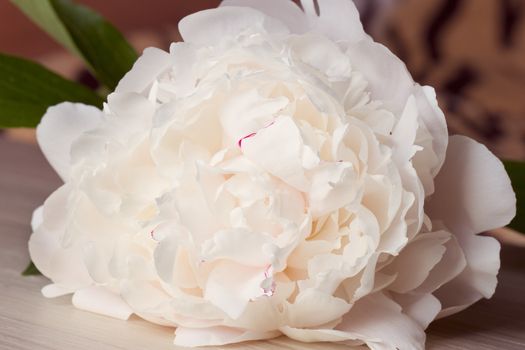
xmin=238 ymin=132 xmax=257 ymax=147
xmin=237 ymin=120 xmax=277 ymax=148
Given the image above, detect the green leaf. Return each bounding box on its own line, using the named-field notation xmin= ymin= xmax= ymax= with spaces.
xmin=0 ymin=53 xmax=104 ymax=128
xmin=504 ymin=160 xmax=525 ymax=233
xmin=10 ymin=0 xmax=80 ymax=56
xmin=22 ymin=261 xmax=42 ymax=276
xmin=11 ymin=0 xmax=138 ymax=90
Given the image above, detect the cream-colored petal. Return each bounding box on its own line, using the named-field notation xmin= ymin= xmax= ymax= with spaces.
xmin=337 ymin=293 xmax=426 ymax=350
xmin=393 ymin=293 xmax=441 ymax=329
xmin=427 ymin=135 xmax=516 ymax=235
xmin=179 ymin=6 xmax=287 ymax=46
xmin=115 ymin=47 xmax=172 ymax=94
xmin=301 ymin=0 xmax=366 ymax=43
xmin=435 ymin=234 xmax=500 ymax=317
xmin=204 ymin=261 xmax=267 ymax=319
xmin=36 ymin=102 xmax=102 ymax=180
xmin=383 ymin=231 xmax=450 ymax=294
xmin=72 ymin=286 xmax=133 ymax=320
xmin=220 ymin=0 xmax=309 ymax=33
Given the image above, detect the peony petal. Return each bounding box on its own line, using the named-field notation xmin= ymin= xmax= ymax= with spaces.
xmin=72 ymin=286 xmax=133 ymax=320
xmin=179 ymin=6 xmax=288 ymax=46
xmin=393 ymin=293 xmax=441 ymax=329
xmin=284 ymin=289 xmax=351 ymax=328
xmin=219 ymin=88 xmax=289 ymax=146
xmin=204 ymin=261 xmax=267 ymax=319
xmin=280 ymin=326 xmax=363 ymax=344
xmin=174 ymin=326 xmax=280 ymax=347
xmin=31 ymin=206 xmax=44 ymax=231
xmin=36 ymin=102 xmax=103 ymax=180
xmin=201 ymin=228 xmax=274 ymax=267
xmin=337 ymin=293 xmax=426 ymax=350
xmin=41 ymin=284 xmax=74 ymax=298
xmin=308 ymin=161 xmax=359 ymax=217
xmin=289 ymin=34 xmax=351 ymax=79
xmin=427 ymin=135 xmax=516 ymax=235
xmin=242 ymin=116 xmax=309 ymax=191
xmin=120 ymin=279 xmax=172 ymax=316
xmin=411 ymin=85 xmax=448 ymax=195
xmin=391 ymin=95 xmax=419 ymax=164
xmin=301 ymin=0 xmax=366 ymax=43
xmin=383 ymin=231 xmax=450 ymax=294
xmin=346 ymin=40 xmax=414 ymax=115
xmin=434 ymin=234 xmax=501 ymax=317
xmin=115 ymin=47 xmax=172 ymax=94
xmin=414 ymin=233 xmax=466 ymax=294
xmin=220 ymin=0 xmax=309 ymax=33
xmin=29 ymin=185 xmax=92 ymax=290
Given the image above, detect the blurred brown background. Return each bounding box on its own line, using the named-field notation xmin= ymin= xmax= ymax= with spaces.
xmin=1 ymin=0 xmax=524 ymax=160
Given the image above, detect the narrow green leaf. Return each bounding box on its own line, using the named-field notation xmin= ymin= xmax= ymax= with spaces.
xmin=504 ymin=160 xmax=525 ymax=233
xmin=10 ymin=0 xmax=80 ymax=56
xmin=50 ymin=0 xmax=138 ymax=89
xmin=22 ymin=261 xmax=42 ymax=276
xmin=0 ymin=53 xmax=104 ymax=128
xmin=11 ymin=0 xmax=138 ymax=90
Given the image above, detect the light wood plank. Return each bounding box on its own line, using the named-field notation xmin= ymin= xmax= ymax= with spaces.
xmin=0 ymin=137 xmax=524 ymax=349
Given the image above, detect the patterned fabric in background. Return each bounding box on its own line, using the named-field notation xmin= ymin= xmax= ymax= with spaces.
xmin=356 ymin=0 xmax=525 ymax=160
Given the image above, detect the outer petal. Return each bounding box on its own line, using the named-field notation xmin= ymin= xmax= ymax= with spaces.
xmin=414 ymin=234 xmax=466 ymax=294
xmin=220 ymin=0 xmax=309 ymax=33
xmin=115 ymin=47 xmax=172 ymax=94
xmin=345 ymin=40 xmax=414 ymax=115
xmin=427 ymin=135 xmax=516 ymax=235
xmin=36 ymin=102 xmax=103 ymax=180
xmin=383 ymin=231 xmax=450 ymax=294
xmin=434 ymin=234 xmax=501 ymax=317
xmin=411 ymin=85 xmax=448 ymax=195
xmin=28 ymin=184 xmax=92 ymax=290
xmin=283 ymin=290 xmax=351 ymax=328
xmin=174 ymin=326 xmax=280 ymax=347
xmin=179 ymin=6 xmax=288 ymax=46
xmin=279 ymin=326 xmax=363 ymax=344
xmin=301 ymin=0 xmax=366 ymax=43
xmin=337 ymin=293 xmax=426 ymax=350
xmin=427 ymin=135 xmax=515 ymax=315
xmin=393 ymin=293 xmax=441 ymax=329
xmin=72 ymin=286 xmax=133 ymax=320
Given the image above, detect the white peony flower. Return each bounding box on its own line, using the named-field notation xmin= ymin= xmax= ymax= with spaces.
xmin=29 ymin=0 xmax=516 ymax=349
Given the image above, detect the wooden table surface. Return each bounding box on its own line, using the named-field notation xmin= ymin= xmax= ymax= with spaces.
xmin=1 ymin=136 xmax=524 ymax=350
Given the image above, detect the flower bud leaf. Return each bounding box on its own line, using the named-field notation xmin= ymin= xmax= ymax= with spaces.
xmin=0 ymin=53 xmax=104 ymax=128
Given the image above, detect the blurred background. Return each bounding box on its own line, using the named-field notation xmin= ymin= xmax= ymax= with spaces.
xmin=1 ymin=0 xmax=524 ymax=161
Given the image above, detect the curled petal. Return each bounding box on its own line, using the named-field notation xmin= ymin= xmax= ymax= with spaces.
xmin=435 ymin=235 xmax=501 ymax=317
xmin=427 ymin=135 xmax=516 ymax=235
xmin=337 ymin=293 xmax=426 ymax=350
xmin=204 ymin=261 xmax=268 ymax=319
xmin=36 ymin=103 xmax=102 ymax=180
xmin=221 ymin=0 xmax=309 ymax=33
xmin=72 ymin=286 xmax=133 ymax=320
xmin=115 ymin=47 xmax=172 ymax=94
xmin=179 ymin=6 xmax=288 ymax=46
xmin=383 ymin=231 xmax=450 ymax=294
xmin=301 ymin=0 xmax=366 ymax=43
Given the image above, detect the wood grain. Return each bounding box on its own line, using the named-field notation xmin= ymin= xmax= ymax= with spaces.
xmin=0 ymin=137 xmax=524 ymax=350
